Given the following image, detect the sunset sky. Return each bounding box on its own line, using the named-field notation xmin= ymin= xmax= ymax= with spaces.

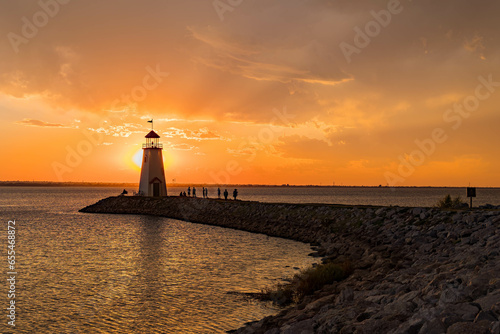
xmin=1 ymin=0 xmax=499 ymax=186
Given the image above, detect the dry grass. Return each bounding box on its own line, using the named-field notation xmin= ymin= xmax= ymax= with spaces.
xmin=260 ymin=261 xmax=353 ymax=306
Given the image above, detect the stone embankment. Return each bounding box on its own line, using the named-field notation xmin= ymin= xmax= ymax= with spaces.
xmin=81 ymin=196 xmax=500 ymax=334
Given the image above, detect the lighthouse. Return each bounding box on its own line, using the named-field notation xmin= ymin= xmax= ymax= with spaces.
xmin=138 ymin=122 xmax=167 ymax=197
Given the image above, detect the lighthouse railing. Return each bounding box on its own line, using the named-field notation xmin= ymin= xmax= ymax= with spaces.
xmin=142 ymin=143 xmax=163 ymax=149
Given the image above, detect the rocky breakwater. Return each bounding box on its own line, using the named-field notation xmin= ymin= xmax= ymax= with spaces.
xmin=79 ymin=196 xmax=357 ymax=244
xmin=81 ymin=197 xmax=500 ymax=333
xmin=235 ymin=207 xmax=500 ymax=334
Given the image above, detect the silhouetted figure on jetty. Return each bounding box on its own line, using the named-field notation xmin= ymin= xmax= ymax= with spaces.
xmin=218 ymin=188 xmax=221 ymax=199
xmin=233 ymin=189 xmax=238 ymax=200
xmin=205 ymin=188 xmax=208 ymax=198
xmin=193 ymin=187 xmax=196 ymax=197
xmin=224 ymin=189 xmax=228 ymax=200
xmin=120 ymin=189 xmax=128 ymax=196
xmin=188 ymin=187 xmax=191 ymax=196
xmin=183 ymin=191 xmax=186 ymax=196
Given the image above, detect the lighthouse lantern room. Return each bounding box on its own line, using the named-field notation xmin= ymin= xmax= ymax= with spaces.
xmin=138 ymin=125 xmax=167 ymax=197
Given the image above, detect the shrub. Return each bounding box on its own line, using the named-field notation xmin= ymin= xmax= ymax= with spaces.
xmin=295 ymin=262 xmax=351 ymax=297
xmin=260 ymin=284 xmax=295 ymax=306
xmin=436 ymin=194 xmax=465 ymax=209
xmin=260 ymin=261 xmax=353 ymax=306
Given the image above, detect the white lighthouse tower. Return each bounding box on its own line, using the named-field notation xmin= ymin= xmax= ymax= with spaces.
xmin=138 ymin=121 xmax=167 ymax=197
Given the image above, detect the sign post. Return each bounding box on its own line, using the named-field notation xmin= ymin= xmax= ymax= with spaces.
xmin=466 ymin=187 xmax=476 ymax=209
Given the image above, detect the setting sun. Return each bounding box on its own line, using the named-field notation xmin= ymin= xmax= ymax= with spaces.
xmin=132 ymin=149 xmax=143 ymax=170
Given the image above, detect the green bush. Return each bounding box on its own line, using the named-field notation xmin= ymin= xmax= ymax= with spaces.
xmin=436 ymin=194 xmax=465 ymax=209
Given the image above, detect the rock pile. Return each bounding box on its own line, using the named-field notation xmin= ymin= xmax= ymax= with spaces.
xmin=235 ymin=208 xmax=500 ymax=334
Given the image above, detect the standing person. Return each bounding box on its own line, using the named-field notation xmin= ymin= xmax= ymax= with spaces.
xmin=233 ymin=189 xmax=238 ymax=200
xmin=202 ymin=187 xmax=205 ymax=198
xmin=205 ymin=188 xmax=209 ymax=198
xmin=217 ymin=188 xmax=221 ymax=199
xmin=224 ymin=189 xmax=228 ymax=200
xmin=188 ymin=187 xmax=191 ymax=196
xmin=193 ymin=187 xmax=196 ymax=197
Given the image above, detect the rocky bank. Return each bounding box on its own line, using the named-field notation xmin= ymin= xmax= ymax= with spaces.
xmin=80 ymin=196 xmax=500 ymax=334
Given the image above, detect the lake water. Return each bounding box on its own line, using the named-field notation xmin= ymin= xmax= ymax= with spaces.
xmin=0 ymin=187 xmax=317 ymax=334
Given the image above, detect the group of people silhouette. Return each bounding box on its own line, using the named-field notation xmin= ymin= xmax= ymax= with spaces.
xmin=179 ymin=187 xmax=238 ymax=200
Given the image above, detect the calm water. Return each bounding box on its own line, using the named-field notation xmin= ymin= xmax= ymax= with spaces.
xmin=0 ymin=187 xmax=317 ymax=334
xmin=168 ymin=186 xmax=500 ymax=207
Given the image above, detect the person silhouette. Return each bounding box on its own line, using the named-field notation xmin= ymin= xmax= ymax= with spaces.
xmin=224 ymin=189 xmax=228 ymax=200
xmin=217 ymin=188 xmax=221 ymax=199
xmin=193 ymin=187 xmax=196 ymax=197
xmin=233 ymin=189 xmax=238 ymax=200
xmin=188 ymin=187 xmax=191 ymax=196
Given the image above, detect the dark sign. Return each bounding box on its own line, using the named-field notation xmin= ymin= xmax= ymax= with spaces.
xmin=467 ymin=187 xmax=476 ymax=198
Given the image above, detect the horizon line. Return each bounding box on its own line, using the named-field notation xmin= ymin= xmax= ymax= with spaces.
xmin=0 ymin=180 xmax=498 ymax=189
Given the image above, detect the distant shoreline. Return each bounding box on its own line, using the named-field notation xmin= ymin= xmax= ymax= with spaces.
xmin=1 ymin=181 xmax=499 ymax=189
xmin=0 ymin=181 xmax=139 ymax=188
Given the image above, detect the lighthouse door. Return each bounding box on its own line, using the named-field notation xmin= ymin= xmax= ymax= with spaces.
xmin=153 ymin=183 xmax=160 ymax=197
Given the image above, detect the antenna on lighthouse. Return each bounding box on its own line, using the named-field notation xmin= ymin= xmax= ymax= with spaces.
xmin=147 ymin=119 xmax=153 ymax=130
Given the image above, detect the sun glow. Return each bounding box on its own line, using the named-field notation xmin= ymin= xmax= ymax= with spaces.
xmin=126 ymin=147 xmax=174 ymax=172
xmin=132 ymin=149 xmax=143 ymax=169
xmin=123 ymin=147 xmax=143 ymax=172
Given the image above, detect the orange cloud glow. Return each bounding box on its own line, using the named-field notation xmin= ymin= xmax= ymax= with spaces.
xmin=1 ymin=0 xmax=500 ymax=186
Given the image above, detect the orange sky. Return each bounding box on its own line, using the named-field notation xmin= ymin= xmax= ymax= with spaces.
xmin=1 ymin=0 xmax=500 ymax=186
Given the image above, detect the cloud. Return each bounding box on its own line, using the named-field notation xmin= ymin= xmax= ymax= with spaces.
xmin=1 ymin=0 xmax=500 ymax=185
xmin=162 ymin=127 xmax=224 ymax=141
xmin=15 ymin=118 xmax=66 ymax=128
xmin=86 ymin=123 xmax=145 ymax=138
xmin=227 ymin=147 xmax=256 ymax=157
xmin=166 ymin=143 xmax=197 ymax=151
xmin=190 ymin=27 xmax=351 ymax=85
xmin=275 ymin=135 xmax=333 ymax=160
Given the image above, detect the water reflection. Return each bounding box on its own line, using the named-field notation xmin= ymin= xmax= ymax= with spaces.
xmin=0 ymin=188 xmax=317 ymax=334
